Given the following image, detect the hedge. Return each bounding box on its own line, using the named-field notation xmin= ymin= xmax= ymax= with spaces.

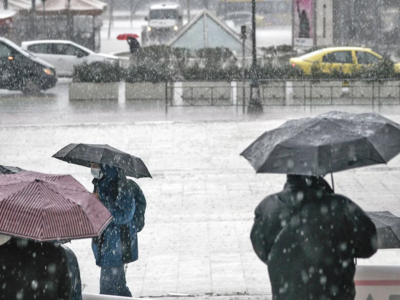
xmin=73 ymin=61 xmax=121 ymax=83
xmin=73 ymin=46 xmax=400 ymax=83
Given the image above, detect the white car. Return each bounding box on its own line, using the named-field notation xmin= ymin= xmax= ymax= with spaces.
xmin=21 ymin=40 xmax=121 ymax=77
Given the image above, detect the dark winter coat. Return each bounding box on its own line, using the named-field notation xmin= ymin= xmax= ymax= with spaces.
xmin=127 ymin=38 xmax=140 ymax=54
xmin=91 ymin=165 xmax=144 ymax=267
xmin=61 ymin=244 xmax=82 ymax=300
xmin=251 ymin=175 xmax=378 ymax=300
xmin=0 ymin=238 xmax=71 ymax=300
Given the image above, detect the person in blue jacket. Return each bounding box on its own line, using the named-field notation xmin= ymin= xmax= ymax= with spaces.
xmin=90 ymin=163 xmax=145 ymax=297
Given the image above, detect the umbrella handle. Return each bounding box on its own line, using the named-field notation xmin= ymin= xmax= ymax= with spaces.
xmin=331 ymin=173 xmax=335 ymax=193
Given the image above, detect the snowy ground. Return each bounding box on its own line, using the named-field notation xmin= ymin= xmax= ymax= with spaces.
xmin=1 ymin=13 xmax=400 ymax=299
xmin=1 ymin=93 xmax=400 ymax=297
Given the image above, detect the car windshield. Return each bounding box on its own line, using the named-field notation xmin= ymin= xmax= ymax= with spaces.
xmin=298 ymin=49 xmax=329 ymax=60
xmin=149 ymin=9 xmax=178 ymax=20
xmin=4 ymin=39 xmax=35 ymax=59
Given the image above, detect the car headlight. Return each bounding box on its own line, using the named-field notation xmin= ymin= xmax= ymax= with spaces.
xmin=43 ymin=68 xmax=53 ymax=75
xmin=173 ymin=25 xmax=178 ymax=31
xmin=147 ymin=26 xmax=152 ymax=32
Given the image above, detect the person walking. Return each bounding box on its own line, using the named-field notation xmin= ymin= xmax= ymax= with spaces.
xmin=90 ymin=163 xmax=146 ymax=297
xmin=251 ymin=175 xmax=378 ymax=300
xmin=0 ymin=235 xmax=72 ymax=300
xmin=127 ymin=37 xmax=140 ymax=55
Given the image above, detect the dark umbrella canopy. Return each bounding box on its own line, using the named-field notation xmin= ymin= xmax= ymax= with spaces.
xmin=0 ymin=171 xmax=112 ymax=242
xmin=241 ymin=111 xmax=400 ymax=176
xmin=52 ymin=143 xmax=152 ymax=179
xmin=0 ymin=165 xmax=25 ymax=174
xmin=366 ymin=211 xmax=400 ymax=249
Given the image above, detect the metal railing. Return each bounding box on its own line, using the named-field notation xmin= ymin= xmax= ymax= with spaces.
xmin=159 ymin=79 xmax=400 ymax=113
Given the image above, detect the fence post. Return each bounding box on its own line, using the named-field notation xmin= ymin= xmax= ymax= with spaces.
xmin=165 ymin=81 xmax=168 ymax=115
xmin=191 ymin=86 xmax=194 ymax=106
xmin=211 ymin=86 xmax=214 ymax=106
xmin=242 ymin=81 xmax=246 ymax=114
xmin=378 ymin=83 xmax=381 ymax=107
xmin=372 ymin=81 xmax=375 ymax=108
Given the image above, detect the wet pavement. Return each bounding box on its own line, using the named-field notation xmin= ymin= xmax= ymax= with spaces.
xmin=3 ymin=79 xmax=400 ymax=126
xmin=1 ymin=85 xmax=400 ymax=298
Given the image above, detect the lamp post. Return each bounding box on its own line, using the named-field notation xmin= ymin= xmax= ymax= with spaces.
xmin=187 ymin=0 xmax=191 ymax=22
xmin=241 ymin=25 xmax=247 ymax=115
xmin=247 ymin=0 xmax=263 ymax=114
xmin=42 ymin=0 xmax=45 ymax=28
xmin=31 ymin=0 xmax=36 ymax=39
xmin=67 ymin=0 xmax=73 ymax=40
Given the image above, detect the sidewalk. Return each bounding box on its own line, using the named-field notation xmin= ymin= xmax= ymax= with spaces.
xmin=1 ymin=118 xmax=400 ymax=297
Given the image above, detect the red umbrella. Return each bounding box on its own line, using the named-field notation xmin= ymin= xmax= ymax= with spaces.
xmin=0 ymin=171 xmax=112 ymax=242
xmin=117 ymin=33 xmax=139 ymax=40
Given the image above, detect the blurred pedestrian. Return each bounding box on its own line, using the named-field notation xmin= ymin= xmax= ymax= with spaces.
xmin=61 ymin=244 xmax=83 ymax=300
xmin=127 ymin=37 xmax=140 ymax=55
xmin=251 ymin=175 xmax=378 ymax=300
xmin=90 ymin=163 xmax=146 ymax=297
xmin=0 ymin=235 xmax=71 ymax=300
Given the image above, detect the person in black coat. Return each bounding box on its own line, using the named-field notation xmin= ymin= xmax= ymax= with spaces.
xmin=251 ymin=175 xmax=378 ymax=300
xmin=0 ymin=237 xmax=72 ymax=300
xmin=127 ymin=37 xmax=140 ymax=55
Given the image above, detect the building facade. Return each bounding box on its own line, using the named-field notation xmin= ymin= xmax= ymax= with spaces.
xmin=293 ymin=0 xmax=400 ymax=51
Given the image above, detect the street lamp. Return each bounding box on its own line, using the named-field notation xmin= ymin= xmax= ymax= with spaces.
xmin=187 ymin=0 xmax=191 ymax=23
xmin=42 ymin=0 xmax=46 ymax=28
xmin=247 ymin=0 xmax=263 ymax=114
xmin=31 ymin=0 xmax=36 ymax=39
xmin=241 ymin=25 xmax=247 ymax=115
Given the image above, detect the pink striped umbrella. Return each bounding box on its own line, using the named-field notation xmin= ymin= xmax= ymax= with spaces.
xmin=0 ymin=171 xmax=112 ymax=242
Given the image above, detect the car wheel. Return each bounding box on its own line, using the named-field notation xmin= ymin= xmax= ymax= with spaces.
xmin=22 ymin=78 xmax=42 ymax=95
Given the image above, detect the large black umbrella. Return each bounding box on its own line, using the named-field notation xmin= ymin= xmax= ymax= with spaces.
xmin=52 ymin=144 xmax=151 ymax=179
xmin=241 ymin=111 xmax=400 ymax=176
xmin=0 ymin=165 xmax=25 ymax=175
xmin=366 ymin=211 xmax=400 ymax=249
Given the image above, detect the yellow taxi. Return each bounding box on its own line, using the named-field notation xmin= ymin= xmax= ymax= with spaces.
xmin=289 ymin=47 xmax=400 ymax=75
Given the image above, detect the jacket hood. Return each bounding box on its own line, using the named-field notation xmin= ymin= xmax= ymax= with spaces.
xmin=100 ymin=164 xmax=119 ymax=181
xmin=285 ymin=175 xmax=332 ymax=191
xmin=97 ymin=164 xmax=128 ymax=187
xmin=279 ymin=175 xmax=332 ymax=209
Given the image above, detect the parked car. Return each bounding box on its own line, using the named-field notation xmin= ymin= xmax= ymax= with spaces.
xmin=21 ymin=40 xmax=120 ymax=77
xmin=290 ymin=47 xmax=400 ymax=75
xmin=0 ymin=37 xmax=57 ymax=94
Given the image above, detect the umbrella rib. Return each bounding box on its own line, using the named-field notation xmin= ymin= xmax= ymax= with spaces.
xmin=386 ymin=226 xmax=400 ymax=241
xmin=99 ymin=146 xmax=108 ymax=166
xmin=364 ymin=137 xmax=387 ymax=164
xmin=54 ymin=143 xmax=78 ymax=160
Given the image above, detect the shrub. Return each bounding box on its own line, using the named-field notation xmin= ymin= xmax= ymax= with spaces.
xmin=125 ymin=65 xmax=173 ymax=83
xmin=73 ymin=62 xmax=121 ymax=83
xmin=181 ymin=61 xmax=241 ymax=81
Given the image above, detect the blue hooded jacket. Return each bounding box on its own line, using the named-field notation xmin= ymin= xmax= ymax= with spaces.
xmin=91 ymin=165 xmax=138 ymax=267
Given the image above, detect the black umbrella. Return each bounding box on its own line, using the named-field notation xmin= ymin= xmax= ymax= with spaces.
xmin=241 ymin=111 xmax=400 ymax=176
xmin=366 ymin=211 xmax=400 ymax=249
xmin=52 ymin=144 xmax=152 ymax=179
xmin=0 ymin=165 xmax=25 ymax=175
